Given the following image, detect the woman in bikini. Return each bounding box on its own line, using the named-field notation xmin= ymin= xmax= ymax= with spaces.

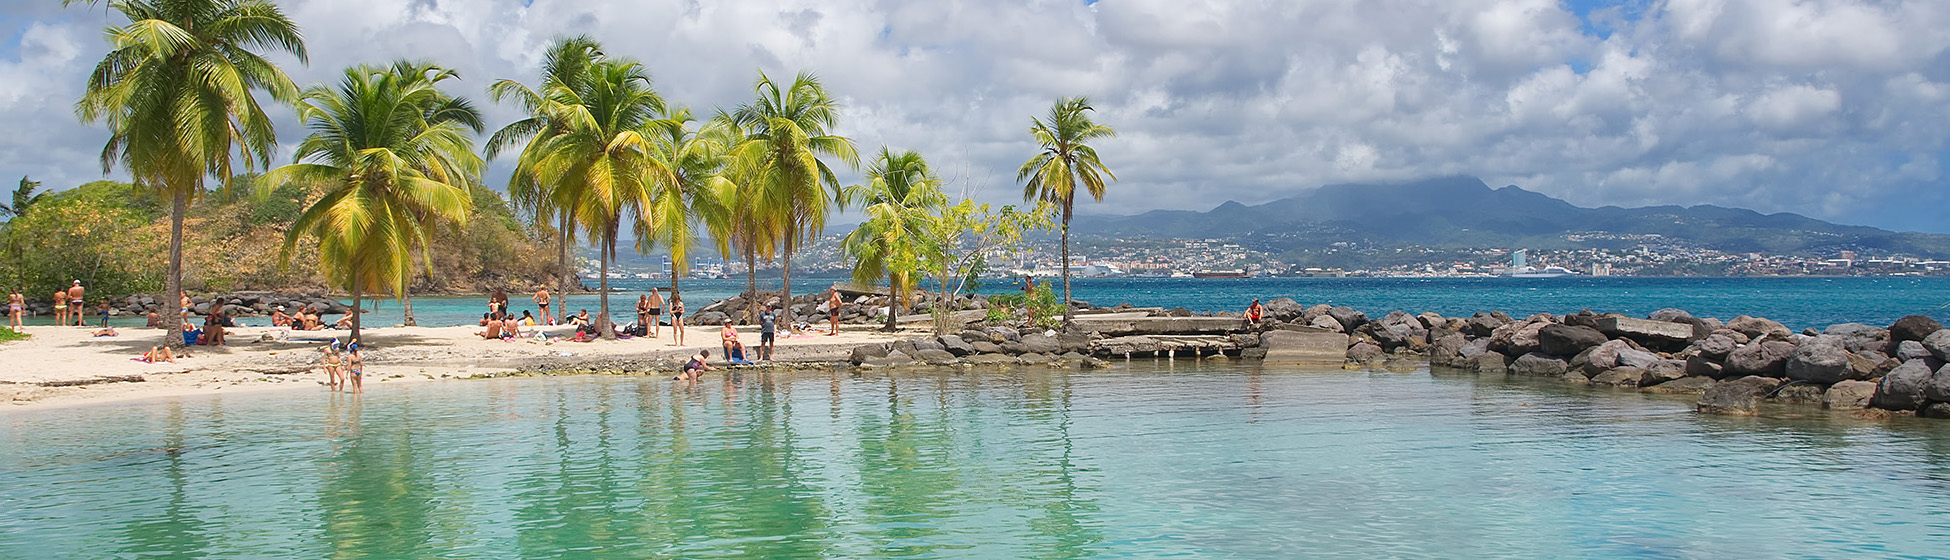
xmin=323 ymin=345 xmax=344 ymax=391
xmin=52 ymin=290 xmax=68 ymax=327
xmin=346 ymin=344 xmax=364 ymax=394
xmin=7 ymin=290 xmax=23 ymax=329
xmin=669 ymin=296 xmax=685 ymax=346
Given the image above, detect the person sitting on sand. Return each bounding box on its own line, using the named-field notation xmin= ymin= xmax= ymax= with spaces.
xmin=335 ymin=312 xmax=354 ymax=330
xmin=520 ymin=310 xmax=536 ymax=326
xmin=92 ymin=326 xmax=118 ymax=337
xmin=569 ymin=309 xmax=591 ymax=327
xmin=681 ymin=349 xmax=715 ymax=382
xmin=141 ymin=346 xmax=178 ymax=364
xmin=477 ymin=317 xmax=504 ymax=339
xmin=720 ymin=320 xmax=744 ymax=362
xmin=8 ymin=289 xmax=23 ymax=329
xmin=200 ymin=312 xmax=226 ymax=345
xmin=1245 ymin=298 xmax=1264 ymax=327
xmin=272 ymin=306 xmax=292 ymax=327
xmin=501 ymin=314 xmax=522 ymax=339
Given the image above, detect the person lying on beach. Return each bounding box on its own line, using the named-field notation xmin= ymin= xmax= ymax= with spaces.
xmin=140 ymin=346 xmax=179 ymax=364
xmin=680 ymin=350 xmax=715 ymax=382
xmin=720 ymin=320 xmax=744 ymax=362
xmin=92 ymin=326 xmax=118 ymax=337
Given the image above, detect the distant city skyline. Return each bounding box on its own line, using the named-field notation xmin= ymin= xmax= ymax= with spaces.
xmin=4 ymin=0 xmax=1948 ymax=233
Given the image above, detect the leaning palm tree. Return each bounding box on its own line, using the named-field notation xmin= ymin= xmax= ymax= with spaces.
xmin=528 ymin=59 xmax=673 ymax=339
xmin=841 ymin=148 xmax=947 ymax=331
xmin=708 ymin=112 xmax=777 ymax=323
xmin=266 ymin=61 xmax=484 ymax=342
xmin=71 ymin=0 xmax=307 ymax=346
xmin=639 ymin=108 xmax=732 ymax=319
xmin=1017 ymin=96 xmax=1117 ymax=325
xmin=486 ymin=35 xmax=604 ymax=297
xmin=731 ymin=71 xmax=859 ymax=325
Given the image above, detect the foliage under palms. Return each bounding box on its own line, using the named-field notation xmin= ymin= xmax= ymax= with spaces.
xmin=841 ymin=148 xmax=947 ymax=330
xmin=267 ymin=60 xmax=484 ymax=343
xmin=71 ymin=0 xmax=307 ymax=346
xmin=1017 ymin=96 xmax=1116 ymax=325
xmin=526 ymin=58 xmax=673 ymax=338
xmin=486 ymin=35 xmax=605 ymax=298
xmin=731 ymin=71 xmax=858 ymax=325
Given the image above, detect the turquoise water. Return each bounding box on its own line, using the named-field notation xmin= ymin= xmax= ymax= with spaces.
xmin=4 ymin=362 xmax=1949 ymax=558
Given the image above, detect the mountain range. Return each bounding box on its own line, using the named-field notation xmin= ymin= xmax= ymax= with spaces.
xmin=1069 ymin=176 xmax=1950 ymax=258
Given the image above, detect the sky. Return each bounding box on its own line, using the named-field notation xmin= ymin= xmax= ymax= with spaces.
xmin=4 ymin=0 xmax=1950 ymax=233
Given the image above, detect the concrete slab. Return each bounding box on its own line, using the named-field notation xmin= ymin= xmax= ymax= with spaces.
xmin=1260 ymin=330 xmax=1350 ymax=364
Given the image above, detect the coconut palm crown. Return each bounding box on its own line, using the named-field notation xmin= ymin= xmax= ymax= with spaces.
xmin=486 ymin=35 xmax=606 ymax=294
xmin=842 ymin=148 xmax=947 ymax=331
xmin=731 ymin=71 xmax=859 ymax=325
xmin=1017 ymin=96 xmax=1117 ymax=325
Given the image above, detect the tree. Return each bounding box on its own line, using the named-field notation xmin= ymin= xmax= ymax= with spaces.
xmin=841 ymin=148 xmax=947 ymax=331
xmin=486 ymin=35 xmax=604 ymax=299
xmin=923 ymin=200 xmax=1055 ymax=333
xmin=731 ymin=72 xmax=858 ymax=326
xmin=639 ymin=108 xmax=732 ymax=318
xmin=0 ymin=177 xmax=46 ymax=219
xmin=71 ymin=0 xmax=307 ymax=346
xmin=527 ymin=59 xmax=672 ymax=339
xmin=267 ymin=61 xmax=484 ymax=343
xmin=1017 ymin=96 xmax=1116 ymax=325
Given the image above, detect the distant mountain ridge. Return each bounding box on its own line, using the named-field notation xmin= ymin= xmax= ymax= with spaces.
xmin=1070 ymin=176 xmax=1950 ymax=258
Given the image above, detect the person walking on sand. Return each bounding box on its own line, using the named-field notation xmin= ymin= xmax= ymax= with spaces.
xmin=827 ymin=289 xmax=843 ymax=335
xmin=758 ymin=305 xmax=777 ymax=361
xmin=669 ymin=296 xmax=686 ymax=346
xmin=52 ymin=290 xmax=68 ymax=327
xmin=646 ymin=288 xmax=664 ymax=337
xmin=8 ymin=290 xmax=23 ymax=329
xmin=533 ymin=287 xmax=552 ymax=325
xmin=67 ymin=281 xmax=85 ymax=327
xmin=1245 ymin=298 xmax=1264 ymax=327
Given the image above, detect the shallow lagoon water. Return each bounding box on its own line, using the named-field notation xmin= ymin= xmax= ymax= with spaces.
xmin=4 ymin=362 xmax=1949 ymax=559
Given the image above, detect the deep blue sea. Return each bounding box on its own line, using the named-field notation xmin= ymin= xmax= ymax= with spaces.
xmin=311 ymin=276 xmax=1950 ymax=331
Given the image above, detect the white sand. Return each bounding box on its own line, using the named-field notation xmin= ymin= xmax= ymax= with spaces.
xmin=0 ymin=322 xmax=905 ymax=411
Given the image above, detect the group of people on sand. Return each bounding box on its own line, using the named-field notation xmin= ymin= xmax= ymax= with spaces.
xmin=6 ymin=281 xmax=102 ymax=329
xmin=270 ymin=305 xmax=341 ymax=331
xmin=318 ymin=338 xmax=363 ymax=393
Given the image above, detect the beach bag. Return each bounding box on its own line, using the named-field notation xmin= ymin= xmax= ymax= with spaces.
xmin=632 ymin=323 xmax=648 ymax=337
xmin=183 ymin=329 xmax=201 ymax=346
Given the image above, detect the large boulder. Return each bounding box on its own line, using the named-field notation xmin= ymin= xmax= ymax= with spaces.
xmin=938 ymin=335 xmax=976 ymax=357
xmin=1724 ymin=340 xmax=1796 ymax=376
xmin=1301 ymin=303 xmax=1334 ymax=324
xmin=1698 ymin=376 xmax=1785 ymax=416
xmin=1596 ymin=316 xmax=1695 ymax=347
xmin=915 ymin=348 xmax=960 ymax=365
xmin=1648 ymin=308 xmax=1695 ymax=323
xmin=1889 ymin=315 xmax=1945 ymax=343
xmin=1643 ymin=375 xmax=1717 ymax=395
xmin=1616 ymin=347 xmax=1661 ymax=370
xmin=1643 ymin=359 xmax=1689 ymax=386
xmin=1263 ymin=298 xmax=1305 ymax=322
xmin=1327 ymin=306 xmax=1368 ymax=332
xmin=1417 ymin=312 xmax=1449 ymax=331
xmin=1489 ymin=318 xmax=1550 ymax=356
xmin=1926 ymin=362 xmax=1950 ymax=403
xmin=970 ymin=340 xmax=1005 ymax=355
xmin=850 ymin=344 xmax=889 ymax=365
xmin=1924 ymin=329 xmax=1950 ymax=362
xmin=1260 ymin=330 xmax=1352 ymax=365
xmin=1824 ymin=323 xmax=1889 ymax=353
xmin=985 ymin=326 xmax=1021 ymax=343
xmin=1872 ymin=359 xmax=1936 ymax=411
xmin=1539 ymin=324 xmax=1607 ymax=357
xmin=1429 ymin=333 xmax=1468 ymax=367
xmin=1726 ymin=316 xmax=1792 ymax=341
xmin=1471 ymin=352 xmax=1510 ymax=374
xmin=1465 ymin=313 xmax=1507 ymax=337
xmin=1015 ymin=333 xmax=1063 ymax=355
xmin=1685 ymin=355 xmax=1726 ymax=379
xmin=1896 ymin=340 xmax=1933 ymax=361
xmin=1785 ymin=335 xmax=1854 ymax=384
xmin=1509 ymin=352 xmax=1569 ymax=377
xmin=1346 ymin=342 xmax=1386 ymax=365
xmin=1696 ymin=334 xmax=1738 ymax=359
xmin=1823 ymin=380 xmax=1878 ymax=410
xmin=1590 ymin=368 xmax=1645 ymax=387
xmin=1308 ymin=315 xmax=1345 ymax=332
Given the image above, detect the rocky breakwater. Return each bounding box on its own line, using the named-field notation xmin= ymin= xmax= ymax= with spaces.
xmin=845 ymin=326 xmax=1111 ymax=369
xmin=688 ymin=289 xmax=989 ymax=327
xmin=39 ymin=291 xmax=353 ymax=319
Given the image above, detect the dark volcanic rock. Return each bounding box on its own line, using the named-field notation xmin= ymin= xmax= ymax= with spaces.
xmin=1429 ymin=333 xmax=1468 ymax=367
xmin=1785 ymin=335 xmax=1854 ymax=384
xmin=1824 ymin=323 xmax=1889 ymax=353
xmin=1726 ymin=316 xmax=1792 ymax=340
xmin=1771 ymin=383 xmax=1826 ymax=404
xmin=970 ymin=340 xmax=1005 ymax=355
xmin=1510 ymin=352 xmax=1569 ymax=377
xmin=1648 ymin=308 xmax=1694 ymax=323
xmin=1890 ymin=315 xmax=1945 ymax=343
xmin=1699 ymin=376 xmax=1785 ymax=416
xmin=1309 ymin=315 xmax=1345 ymax=332
xmin=1925 ymin=362 xmax=1950 ymax=403
xmin=1724 ymin=340 xmax=1796 ymax=376
xmin=1921 ymin=402 xmax=1950 ymax=419
xmin=1643 ymin=375 xmax=1717 ymax=395
xmin=1644 ymin=359 xmax=1688 ymax=386
xmin=1471 ymin=352 xmax=1510 ymax=374
xmin=1539 ymin=324 xmax=1607 ymax=357
xmin=1925 ymin=329 xmax=1950 ymax=362
xmin=938 ymin=335 xmax=975 ymax=357
xmin=1590 ymin=368 xmax=1644 ymax=387
xmin=1685 ymin=355 xmax=1726 ymax=379
xmin=1697 ymin=334 xmax=1738 ymax=359
xmin=1822 ymin=380 xmax=1878 ymax=410
xmin=1346 ymin=342 xmax=1385 ymax=365
xmin=850 ymin=344 xmax=889 ymax=365
xmin=1872 ymin=359 xmax=1936 ymax=411
xmin=1465 ymin=313 xmax=1506 ymax=337
xmin=1896 ymin=340 xmax=1933 ymax=361
xmin=1016 ymin=333 xmax=1063 ymax=355
xmin=1328 ymin=306 xmax=1368 ymax=332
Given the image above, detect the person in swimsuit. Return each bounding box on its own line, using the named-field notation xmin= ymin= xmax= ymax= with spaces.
xmin=827 ymin=289 xmax=842 ymax=336
xmin=720 ymin=319 xmax=744 ymax=362
xmin=669 ymin=296 xmax=685 ymax=346
xmin=346 ymin=343 xmax=363 ymax=394
xmin=96 ymin=300 xmax=111 ymax=328
xmin=1245 ymin=298 xmax=1264 ymax=327
xmin=141 ymin=346 xmax=177 ymax=364
xmin=489 ymin=288 xmax=508 ymax=317
xmin=7 ymin=290 xmax=23 ymax=329
xmin=646 ymin=288 xmax=663 ymax=337
xmin=758 ymin=305 xmax=777 ymax=361
xmin=532 ymin=287 xmax=551 ymax=325
xmin=52 ymin=290 xmax=68 ymax=327
xmin=635 ymin=295 xmax=650 ymax=331
xmin=272 ymin=306 xmax=292 ymax=327
xmin=323 ymin=345 xmax=343 ymax=391
xmin=681 ymin=349 xmax=714 ymax=382
xmin=67 ymin=281 xmax=85 ymax=327
xmin=501 ymin=314 xmax=522 ymax=339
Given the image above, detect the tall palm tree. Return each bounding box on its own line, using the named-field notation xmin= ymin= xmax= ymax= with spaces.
xmin=267 ymin=60 xmax=484 ymax=343
xmin=639 ymin=108 xmax=732 ymax=320
xmin=71 ymin=0 xmax=307 ymax=346
xmin=708 ymin=112 xmax=776 ymax=323
xmin=528 ymin=59 xmax=672 ymax=339
xmin=486 ymin=36 xmax=604 ymax=300
xmin=0 ymin=177 xmax=45 ymax=219
xmin=731 ymin=71 xmax=858 ymax=326
xmin=841 ymin=148 xmax=946 ymax=331
xmin=1017 ymin=96 xmax=1116 ymax=325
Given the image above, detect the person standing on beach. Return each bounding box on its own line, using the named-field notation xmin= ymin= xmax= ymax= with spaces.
xmin=346 ymin=342 xmax=363 ymax=394
xmin=646 ymin=288 xmax=664 ymax=337
xmin=669 ymin=296 xmax=685 ymax=346
xmin=7 ymin=290 xmax=23 ymax=329
xmin=52 ymin=290 xmax=68 ymax=327
xmin=533 ymin=287 xmax=552 ymax=325
xmin=323 ymin=345 xmax=343 ymax=391
xmin=490 ymin=288 xmax=508 ymax=317
xmin=67 ymin=281 xmax=85 ymax=326
xmin=827 ymin=289 xmax=843 ymax=336
xmin=97 ymin=300 xmax=112 ymax=328
xmin=758 ymin=305 xmax=777 ymax=361
xmin=636 ymin=295 xmax=651 ymax=331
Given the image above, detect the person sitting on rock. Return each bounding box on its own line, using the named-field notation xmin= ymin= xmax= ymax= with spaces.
xmin=1245 ymin=299 xmax=1264 ymax=327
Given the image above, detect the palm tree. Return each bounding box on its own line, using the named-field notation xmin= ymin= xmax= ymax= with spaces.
xmin=527 ymin=59 xmax=672 ymax=339
xmin=841 ymin=148 xmax=946 ymax=331
xmin=731 ymin=71 xmax=858 ymax=326
xmin=639 ymin=109 xmax=732 ymax=319
xmin=267 ymin=61 xmax=484 ymax=342
xmin=1017 ymin=96 xmax=1116 ymax=325
xmin=486 ymin=35 xmax=604 ymax=300
xmin=0 ymin=177 xmax=45 ymax=219
xmin=709 ymin=112 xmax=777 ymax=323
xmin=71 ymin=0 xmax=307 ymax=346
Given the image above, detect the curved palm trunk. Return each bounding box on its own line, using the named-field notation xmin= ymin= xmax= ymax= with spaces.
xmin=745 ymin=248 xmax=758 ymax=324
xmin=883 ymin=276 xmax=899 ymax=332
xmin=350 ymin=285 xmax=362 ymax=344
xmin=1060 ymin=197 xmax=1074 ymax=326
xmin=598 ymin=228 xmax=616 ymax=340
xmin=781 ymin=251 xmax=795 ymax=326
xmin=557 ymin=213 xmax=573 ymax=291
xmin=163 ymin=191 xmax=188 ymax=348
xmin=402 ymin=293 xmax=416 ymax=326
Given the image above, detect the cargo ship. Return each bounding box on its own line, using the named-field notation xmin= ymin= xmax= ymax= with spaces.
xmin=1191 ymin=269 xmax=1250 ymax=279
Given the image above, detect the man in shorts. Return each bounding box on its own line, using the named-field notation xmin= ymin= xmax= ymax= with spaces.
xmin=533 ymin=287 xmax=552 ymax=325
xmin=646 ymin=288 xmax=664 ymax=337
xmin=758 ymin=305 xmax=777 ymax=361
xmin=67 ymin=280 xmax=85 ymax=327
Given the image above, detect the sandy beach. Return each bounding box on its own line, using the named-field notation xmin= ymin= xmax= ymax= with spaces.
xmin=0 ymin=323 xmax=903 ymax=411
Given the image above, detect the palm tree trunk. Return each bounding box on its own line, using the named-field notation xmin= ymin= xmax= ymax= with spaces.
xmin=781 ymin=250 xmax=795 ymax=326
xmin=598 ymin=229 xmax=615 ymax=339
xmin=883 ymin=275 xmax=898 ymax=332
xmin=557 ymin=213 xmax=573 ymax=290
xmin=401 ymin=291 xmax=416 ymax=326
xmin=163 ymin=191 xmax=188 ymax=348
xmin=1060 ymin=198 xmax=1074 ymax=325
xmin=745 ymin=248 xmax=758 ymax=325
xmin=350 ymin=285 xmax=362 ymax=343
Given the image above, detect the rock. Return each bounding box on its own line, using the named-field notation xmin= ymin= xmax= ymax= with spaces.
xmin=1822 ymin=380 xmax=1878 ymax=410
xmin=1017 ymin=353 xmax=1051 ymax=365
xmin=1925 ymin=329 xmax=1950 ymax=362
xmin=1585 ymin=340 xmax=1634 ymax=370
xmin=1301 ymin=303 xmax=1334 ymax=324
xmin=938 ymin=335 xmax=975 ymax=357
xmin=850 ymin=344 xmax=889 ymax=365
xmin=915 ymin=348 xmax=959 ymax=365
xmin=1489 ymin=319 xmax=1550 ymax=356
xmin=1643 ymin=375 xmax=1717 ymax=395
xmin=911 ymin=338 xmax=947 ymax=353
xmin=1261 ymin=330 xmax=1353 ymax=364
xmin=1921 ymin=402 xmax=1950 ymax=419
xmin=1057 ymin=351 xmax=1088 ymax=362
xmin=1327 ymin=306 xmax=1367 ymax=332
xmin=1926 ymin=362 xmax=1950 ymax=403
xmin=891 ymin=340 xmax=921 ymax=357
xmin=970 ymin=341 xmax=1005 ymax=355
xmin=1726 ymin=316 xmax=1792 ymax=340
xmin=1685 ymin=355 xmax=1726 ymax=379
xmin=1889 ymin=315 xmax=1945 ymax=343
xmin=1846 ymin=352 xmax=1880 ymax=379
xmin=1458 ymin=338 xmax=1492 ymax=360
xmin=1724 ymin=340 xmax=1796 ymax=376
xmin=691 ymin=311 xmax=729 ymax=326
xmin=1597 ymin=316 xmax=1696 ymax=347
xmin=986 ymin=326 xmax=1021 ymax=343
xmin=1263 ymin=297 xmax=1304 ymax=322
xmin=1616 ymin=347 xmax=1661 ymax=370
xmin=1429 ymin=333 xmax=1468 ymax=367
xmin=1346 ymin=342 xmax=1386 ymax=365
xmin=1561 ymin=310 xmax=1601 ymax=329
xmin=1538 ymin=324 xmax=1607 ymax=356
xmin=884 ymin=350 xmax=918 ymax=367
xmin=1711 ymin=328 xmax=1751 ymax=345
xmin=1771 ymin=383 xmax=1825 ymax=404
xmin=1591 ymin=368 xmax=1644 ymax=387
xmin=1465 ymin=313 xmax=1506 ymax=337
xmin=1016 ymin=333 xmax=1063 ymax=355
xmin=1417 ymin=312 xmax=1448 ymax=331
xmin=1871 ymin=359 xmax=1936 ymax=411
xmin=1824 ymin=323 xmax=1889 ymax=353
xmin=1783 ymin=335 xmax=1853 ymax=384
xmin=1471 ymin=352 xmax=1510 ymax=374
xmin=1896 ymin=340 xmax=1933 ymax=361
xmin=1698 ymin=376 xmax=1785 ymax=416
xmin=1308 ymin=315 xmax=1344 ymax=332
xmin=1648 ymin=308 xmax=1694 ymax=323
xmin=1644 ymin=359 xmax=1688 ymax=385
xmin=1509 ymin=352 xmax=1569 ymax=377
xmin=1697 ymin=334 xmax=1738 ymax=359
xmin=966 ymin=354 xmax=1015 ymax=365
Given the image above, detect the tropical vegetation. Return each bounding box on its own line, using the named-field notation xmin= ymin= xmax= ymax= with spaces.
xmin=730 ymin=72 xmax=859 ymax=325
xmin=841 ymin=148 xmax=948 ymax=330
xmin=1017 ymin=96 xmax=1118 ymax=325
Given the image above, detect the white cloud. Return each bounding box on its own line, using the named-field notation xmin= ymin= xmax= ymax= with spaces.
xmin=4 ymin=0 xmax=1950 ymax=232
